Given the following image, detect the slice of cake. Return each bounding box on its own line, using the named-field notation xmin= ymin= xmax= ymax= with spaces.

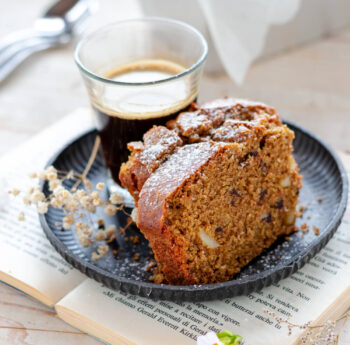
xmin=119 ymin=99 xmax=302 ymax=285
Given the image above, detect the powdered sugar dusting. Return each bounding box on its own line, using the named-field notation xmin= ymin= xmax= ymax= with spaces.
xmin=139 ymin=127 xmax=182 ymax=169
xmin=139 ymin=142 xmax=222 ymax=218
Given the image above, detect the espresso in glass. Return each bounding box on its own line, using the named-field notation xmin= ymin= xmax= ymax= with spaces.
xmin=93 ymin=59 xmax=197 ymax=185
xmin=75 ymin=18 xmax=207 ymax=197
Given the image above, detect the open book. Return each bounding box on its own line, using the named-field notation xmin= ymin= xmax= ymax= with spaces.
xmin=0 ymin=108 xmax=350 ymax=345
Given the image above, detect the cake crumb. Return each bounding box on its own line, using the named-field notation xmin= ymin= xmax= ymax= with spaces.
xmin=129 ymin=236 xmax=140 ymax=245
xmin=149 ymin=267 xmax=166 ymax=284
xmin=300 ymin=223 xmax=309 ymax=233
xmin=317 ymin=198 xmax=323 ymax=203
xmin=146 ymin=261 xmax=157 ymax=271
xmin=299 ymin=205 xmax=308 ymax=214
xmin=313 ymin=226 xmax=320 ymax=236
xmin=18 ymin=211 xmax=25 ymax=221
xmin=293 ymin=225 xmax=300 ymax=232
xmin=295 ymin=211 xmax=303 ymax=218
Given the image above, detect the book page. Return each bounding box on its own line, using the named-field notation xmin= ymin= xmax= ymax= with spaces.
xmin=56 ymin=154 xmax=350 ymax=345
xmin=0 ymin=108 xmax=93 ymax=306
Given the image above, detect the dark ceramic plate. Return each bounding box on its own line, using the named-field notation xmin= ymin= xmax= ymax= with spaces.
xmin=39 ymin=121 xmax=348 ymax=301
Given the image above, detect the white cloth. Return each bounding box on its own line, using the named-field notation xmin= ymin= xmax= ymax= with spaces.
xmin=197 ymin=0 xmax=301 ymax=84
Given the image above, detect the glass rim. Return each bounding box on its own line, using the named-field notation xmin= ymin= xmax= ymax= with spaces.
xmin=74 ymin=17 xmax=208 ymax=86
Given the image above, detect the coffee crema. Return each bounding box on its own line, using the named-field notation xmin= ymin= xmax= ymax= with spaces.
xmin=93 ymin=59 xmax=197 ymax=185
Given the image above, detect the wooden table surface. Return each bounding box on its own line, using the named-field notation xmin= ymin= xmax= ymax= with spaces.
xmin=1 ymin=1 xmax=350 ymax=344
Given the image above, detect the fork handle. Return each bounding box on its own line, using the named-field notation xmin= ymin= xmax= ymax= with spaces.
xmin=0 ymin=37 xmax=60 ymax=83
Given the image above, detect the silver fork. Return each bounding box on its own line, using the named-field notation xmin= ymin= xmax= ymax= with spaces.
xmin=0 ymin=0 xmax=94 ymax=83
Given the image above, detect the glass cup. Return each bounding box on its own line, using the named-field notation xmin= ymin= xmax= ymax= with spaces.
xmin=74 ymin=17 xmax=208 ymax=203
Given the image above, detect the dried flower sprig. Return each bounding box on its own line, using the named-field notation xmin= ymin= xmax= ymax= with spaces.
xmin=264 ymin=309 xmax=350 ymax=344
xmin=8 ymin=160 xmax=133 ymax=262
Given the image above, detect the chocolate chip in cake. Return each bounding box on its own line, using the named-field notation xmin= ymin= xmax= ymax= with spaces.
xmin=215 ymin=226 xmax=224 ymax=233
xmin=230 ymin=188 xmax=240 ymax=197
xmin=249 ymin=151 xmax=258 ymax=157
xmin=272 ymin=199 xmax=284 ymax=209
xmin=264 ymin=213 xmax=272 ymax=223
xmin=259 ymin=189 xmax=267 ymax=202
xmin=259 ymin=137 xmax=266 ymax=149
xmin=240 ymin=151 xmax=259 ymax=166
xmin=230 ymin=188 xmax=241 ymax=205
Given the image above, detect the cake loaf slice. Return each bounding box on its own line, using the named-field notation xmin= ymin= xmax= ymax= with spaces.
xmin=119 ymin=99 xmax=302 ymax=285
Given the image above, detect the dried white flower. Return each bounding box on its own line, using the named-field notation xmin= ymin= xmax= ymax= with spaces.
xmin=94 ymin=230 xmax=107 ymax=241
xmin=31 ymin=191 xmax=45 ymax=203
xmin=65 ymin=199 xmax=79 ymax=212
xmin=75 ymin=221 xmax=84 ymax=231
xmin=63 ymin=214 xmax=75 ymax=229
xmin=96 ymin=182 xmax=105 ymax=190
xmin=18 ymin=211 xmax=25 ymax=221
xmin=110 ymin=193 xmax=123 ymax=204
xmin=104 ymin=204 xmax=117 ymax=216
xmin=22 ymin=195 xmax=31 ymax=205
xmin=38 ymin=171 xmax=47 ymax=180
xmin=50 ymin=197 xmax=63 ymax=208
xmin=97 ymin=245 xmax=109 ymax=256
xmin=49 ymin=179 xmax=61 ymax=191
xmin=28 ymin=187 xmax=35 ymax=195
xmin=93 ymin=198 xmax=104 ymax=207
xmin=9 ymin=188 xmax=20 ymax=196
xmin=53 ymin=185 xmax=65 ymax=196
xmin=78 ymin=234 xmax=90 ymax=247
xmin=91 ymin=191 xmax=99 ymax=199
xmin=105 ymin=224 xmax=117 ymax=237
xmin=75 ymin=222 xmax=92 ymax=237
xmin=46 ymin=166 xmax=57 ymax=174
xmin=80 ymin=195 xmax=93 ymax=208
xmin=59 ymin=190 xmax=72 ymax=204
xmin=47 ymin=171 xmax=58 ymax=181
xmin=37 ymin=201 xmax=49 ymax=214
xmin=91 ymin=252 xmax=100 ymax=262
xmin=18 ymin=167 xmax=135 ymax=257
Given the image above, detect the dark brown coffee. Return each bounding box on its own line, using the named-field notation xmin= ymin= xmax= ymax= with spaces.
xmin=93 ymin=59 xmax=196 ymax=185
